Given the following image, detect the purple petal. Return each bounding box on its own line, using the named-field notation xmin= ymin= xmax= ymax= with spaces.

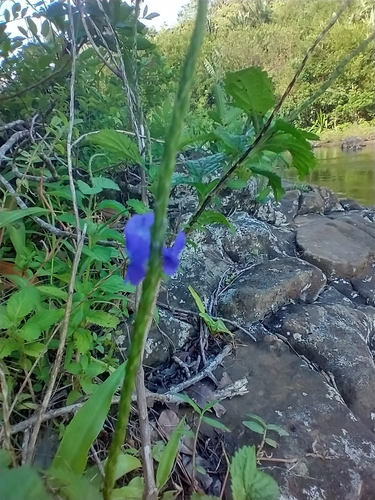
xmin=162 ymin=231 xmax=186 ymax=276
xmin=173 ymin=231 xmax=186 ymax=253
xmin=124 ymin=212 xmax=154 ymax=265
xmin=125 ymin=262 xmax=146 ymax=285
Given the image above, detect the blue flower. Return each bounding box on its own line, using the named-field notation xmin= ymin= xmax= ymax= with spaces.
xmin=124 ymin=212 xmax=186 ymax=285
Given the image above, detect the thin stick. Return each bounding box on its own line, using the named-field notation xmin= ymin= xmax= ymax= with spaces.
xmin=25 ymin=225 xmax=87 ymax=463
xmin=66 ymin=0 xmax=81 ymax=236
xmin=0 ymin=361 xmax=16 ymax=465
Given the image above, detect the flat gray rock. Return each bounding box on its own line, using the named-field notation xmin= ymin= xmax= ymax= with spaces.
xmin=217 ymin=257 xmax=326 ymax=324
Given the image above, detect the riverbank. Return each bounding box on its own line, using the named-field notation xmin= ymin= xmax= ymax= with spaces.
xmin=313 ymin=121 xmax=375 ymax=146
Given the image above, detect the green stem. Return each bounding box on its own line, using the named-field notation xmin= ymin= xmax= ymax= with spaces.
xmin=102 ymin=2 xmax=208 ymax=499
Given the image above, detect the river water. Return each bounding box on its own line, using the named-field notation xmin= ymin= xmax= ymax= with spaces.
xmin=285 ymin=141 xmax=375 ymax=206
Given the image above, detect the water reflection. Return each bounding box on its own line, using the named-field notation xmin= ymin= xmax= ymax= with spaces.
xmin=285 ymin=142 xmax=375 ymax=206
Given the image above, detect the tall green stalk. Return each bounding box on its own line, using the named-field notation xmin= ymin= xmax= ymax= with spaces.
xmin=102 ymin=2 xmax=208 ymax=499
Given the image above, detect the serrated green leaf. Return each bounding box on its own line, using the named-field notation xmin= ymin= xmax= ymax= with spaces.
xmin=23 ymin=342 xmax=45 ymax=357
xmin=0 ymin=338 xmax=19 ymax=358
xmin=156 ymin=417 xmax=186 ymax=489
xmin=196 ymin=210 xmax=233 ymax=229
xmin=0 ymin=306 xmax=14 ymax=329
xmin=242 ymin=420 xmax=265 ymax=434
xmin=202 ymin=416 xmax=230 ymax=432
xmin=214 ymin=128 xmax=247 ymax=153
xmin=77 ymin=180 xmax=102 ymax=195
xmin=86 ymin=310 xmax=119 ymax=328
xmin=126 ymin=199 xmax=149 ymax=214
xmin=185 ymin=153 xmax=225 ymax=181
xmin=86 ymin=130 xmax=141 ymax=164
xmin=6 ymin=287 xmax=40 ymax=322
xmin=0 ymin=207 xmax=49 ymax=228
xmin=92 ymin=177 xmax=120 ymax=191
xmin=225 ymin=67 xmax=275 ymax=115
xmin=52 ymin=360 xmax=126 ymax=474
xmin=249 ymin=469 xmax=279 ymax=500
xmin=230 ymin=445 xmax=257 ymax=500
xmin=73 ymin=329 xmax=93 ymax=354
xmin=18 ymin=318 xmax=42 ymax=341
xmin=36 ymin=285 xmax=68 ymax=300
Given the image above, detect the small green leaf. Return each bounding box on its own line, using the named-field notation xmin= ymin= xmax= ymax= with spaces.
xmin=111 ymin=477 xmax=144 ymax=500
xmin=0 ymin=338 xmax=19 ymax=358
xmin=36 ymin=285 xmax=68 ymax=300
xmin=77 ymin=180 xmax=102 ymax=195
xmin=41 ymin=19 xmax=50 ymax=37
xmin=0 ymin=207 xmax=49 ymax=228
xmin=264 ymin=437 xmax=278 ymax=448
xmin=184 ymin=153 xmax=225 ymax=181
xmin=67 ymin=389 xmax=82 ymax=405
xmin=126 ymin=199 xmax=149 ymax=214
xmin=225 ymin=67 xmax=275 ymax=115
xmin=156 ymin=417 xmax=186 ymax=489
xmin=188 ymin=285 xmax=206 ymax=314
xmin=246 ymin=414 xmax=267 ymax=427
xmin=248 ymin=165 xmax=284 ymax=202
xmin=86 ymin=130 xmax=141 ymax=163
xmin=6 ymin=287 xmax=40 ymax=322
xmin=86 ymin=310 xmax=119 ymax=328
xmin=242 ymin=420 xmax=265 ymax=435
xmin=73 ymin=329 xmax=93 ymax=354
xmin=202 ymin=416 xmax=230 ymax=432
xmin=266 ymin=424 xmax=289 ymax=436
xmin=18 ymin=26 xmax=28 ymax=37
xmin=96 ymin=200 xmax=128 ymax=215
xmin=92 ymin=177 xmax=120 ymax=191
xmin=23 ymin=342 xmax=45 ymax=358
xmin=177 ymin=393 xmax=202 ymax=414
xmin=195 ymin=464 xmax=207 ymax=475
xmin=196 ymin=210 xmax=233 ymax=229
xmin=26 ymin=17 xmax=38 ymax=36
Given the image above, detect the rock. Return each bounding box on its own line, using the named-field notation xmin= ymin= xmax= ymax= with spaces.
xmin=316 ymin=186 xmax=343 ymax=214
xmin=117 ymin=309 xmax=197 ymax=366
xmin=351 ymin=264 xmax=375 ymax=306
xmin=330 ymin=278 xmax=368 ymax=305
xmin=296 ymin=214 xmax=375 ymax=279
xmin=266 ymin=302 xmax=375 ymax=431
xmin=212 ymin=333 xmax=375 ymax=500
xmin=298 ymin=190 xmax=325 ymax=215
xmin=217 ymin=257 xmax=326 ymax=325
xmin=275 ymin=189 xmax=301 ymax=224
xmin=220 ymin=177 xmax=258 ymax=216
xmin=340 ymin=198 xmax=364 ymax=211
xmin=341 ymin=136 xmax=366 ymax=151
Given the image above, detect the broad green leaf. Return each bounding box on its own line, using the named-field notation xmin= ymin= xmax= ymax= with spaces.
xmin=86 ymin=310 xmax=119 ymax=328
xmin=0 ymin=306 xmax=14 ymax=329
xmin=77 ymin=180 xmax=102 ymax=195
xmin=230 ymin=446 xmax=257 ymax=500
xmin=111 ymin=477 xmax=144 ymax=500
xmin=92 ymin=177 xmax=120 ymax=191
xmin=6 ymin=287 xmax=40 ymax=322
xmin=23 ymin=342 xmax=45 ymax=357
xmin=214 ymin=128 xmax=247 ymax=153
xmin=86 ymin=453 xmax=141 ymax=488
xmin=196 ymin=210 xmax=233 ymax=229
xmin=0 ymin=464 xmax=53 ymax=500
xmin=18 ymin=318 xmax=42 ymax=341
xmin=96 ymin=200 xmax=128 ymax=215
xmin=202 ymin=416 xmax=230 ymax=432
xmin=185 ymin=153 xmax=225 ymax=181
xmin=156 ymin=417 xmax=186 ymax=489
xmin=86 ymin=130 xmax=141 ymax=164
xmin=46 ymin=467 xmax=102 ymax=500
xmin=36 ymin=285 xmax=68 ymax=300
xmin=248 ymin=469 xmax=279 ymax=500
xmin=73 ymin=329 xmax=93 ymax=354
xmin=0 ymin=207 xmax=49 ymax=228
xmin=126 ymin=199 xmax=149 ymax=214
xmin=225 ymin=67 xmax=275 ymax=115
xmin=52 ymin=360 xmax=126 ymax=474
xmin=188 ymin=285 xmax=206 ymax=314
xmin=0 ymin=338 xmax=19 ymax=358
xmin=242 ymin=421 xmax=265 ymax=435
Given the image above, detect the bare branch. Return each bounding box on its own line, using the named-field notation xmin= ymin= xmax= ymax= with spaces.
xmin=0 ymin=130 xmax=30 ymax=163
xmin=0 ymin=120 xmax=27 ymax=132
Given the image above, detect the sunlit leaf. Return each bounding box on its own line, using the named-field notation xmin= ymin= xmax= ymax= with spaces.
xmin=156 ymin=417 xmax=186 ymax=489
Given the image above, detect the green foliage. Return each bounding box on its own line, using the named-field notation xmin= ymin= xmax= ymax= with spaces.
xmin=231 ymin=446 xmax=279 ymax=500
xmin=243 ymin=414 xmax=289 ymax=449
